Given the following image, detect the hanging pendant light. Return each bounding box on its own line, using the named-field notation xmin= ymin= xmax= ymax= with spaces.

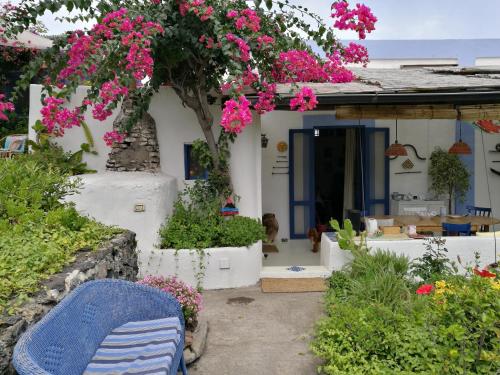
xmin=449 ymin=109 xmax=472 ymax=155
xmin=385 ymin=118 xmax=407 ymax=157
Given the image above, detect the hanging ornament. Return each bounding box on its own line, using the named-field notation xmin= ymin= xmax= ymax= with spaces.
xmin=385 ymin=118 xmax=408 ymax=157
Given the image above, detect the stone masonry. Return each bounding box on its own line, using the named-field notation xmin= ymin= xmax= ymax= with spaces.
xmin=106 ymin=100 xmax=160 ymax=172
xmin=0 ymin=231 xmax=138 ymax=374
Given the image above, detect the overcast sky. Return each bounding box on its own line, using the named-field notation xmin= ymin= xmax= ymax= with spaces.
xmin=29 ymin=0 xmax=500 ymax=39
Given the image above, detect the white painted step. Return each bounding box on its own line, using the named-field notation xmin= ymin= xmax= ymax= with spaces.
xmin=260 ymin=265 xmax=331 ymax=279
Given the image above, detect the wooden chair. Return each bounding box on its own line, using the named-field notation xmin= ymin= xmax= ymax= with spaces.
xmin=466 ymin=205 xmax=492 ymax=232
xmin=442 ymin=222 xmax=472 ymax=236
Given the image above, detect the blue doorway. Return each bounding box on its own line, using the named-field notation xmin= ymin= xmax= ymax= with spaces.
xmin=289 ymin=126 xmax=389 ymax=239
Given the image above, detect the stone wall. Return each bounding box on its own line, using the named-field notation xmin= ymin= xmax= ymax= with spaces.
xmin=106 ymin=100 xmax=160 ymax=172
xmin=0 ymin=231 xmax=138 ymax=374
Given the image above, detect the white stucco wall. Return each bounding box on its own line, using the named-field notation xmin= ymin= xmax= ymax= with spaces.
xmin=66 ymin=172 xmax=177 ymax=262
xmin=143 ymin=242 xmax=262 ymax=289
xmin=29 ymin=85 xmax=262 ymax=275
xmin=321 ymin=233 xmax=499 ymax=272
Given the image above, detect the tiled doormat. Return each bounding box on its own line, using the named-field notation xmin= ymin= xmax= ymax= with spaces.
xmin=261 ymin=278 xmax=327 ymax=293
xmin=262 ymin=244 xmax=279 ymax=253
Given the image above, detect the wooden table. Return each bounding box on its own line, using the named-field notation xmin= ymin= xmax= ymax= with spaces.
xmin=367 ymin=215 xmax=500 ymax=234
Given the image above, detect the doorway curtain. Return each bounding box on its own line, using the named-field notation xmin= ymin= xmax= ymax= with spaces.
xmin=343 ymin=128 xmax=356 ymax=218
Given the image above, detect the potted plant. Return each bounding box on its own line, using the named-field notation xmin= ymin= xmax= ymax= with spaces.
xmin=428 ymin=148 xmax=470 ymax=214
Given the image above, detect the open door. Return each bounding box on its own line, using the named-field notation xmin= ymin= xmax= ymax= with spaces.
xmin=363 ymin=128 xmax=390 ymax=215
xmin=289 ymin=129 xmax=315 ymax=239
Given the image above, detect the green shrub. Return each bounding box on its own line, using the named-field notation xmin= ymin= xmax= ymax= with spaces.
xmin=28 ymin=144 xmax=96 ymax=176
xmin=313 ymin=220 xmax=500 ymax=374
xmin=411 ymin=237 xmax=457 ymax=282
xmin=218 ymin=216 xmax=266 ymax=247
xmin=0 ymin=156 xmax=79 ymax=220
xmin=0 ymin=157 xmax=120 ymax=313
xmin=159 ymin=181 xmax=265 ymax=249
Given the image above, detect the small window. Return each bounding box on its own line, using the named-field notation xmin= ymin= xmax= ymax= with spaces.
xmin=184 ymin=144 xmax=208 ymax=180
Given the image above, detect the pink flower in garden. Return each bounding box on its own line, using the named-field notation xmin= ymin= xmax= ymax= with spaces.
xmin=226 ymin=10 xmax=238 ymax=18
xmin=331 ymin=1 xmax=377 ymax=40
xmin=256 ymin=35 xmax=274 ymax=49
xmin=235 ymin=9 xmax=261 ymax=32
xmin=0 ymin=94 xmax=14 ymax=121
xmin=416 ymin=284 xmax=434 ymax=295
xmin=342 ymin=42 xmax=369 ymax=66
xmin=272 ymin=50 xmax=355 ymax=84
xmin=40 ymin=96 xmax=83 ymax=136
xmin=137 ymin=275 xmax=203 ymax=328
xmin=103 ymin=131 xmax=125 ymax=146
xmin=290 ymin=87 xmax=318 ymax=112
xmin=253 ymin=82 xmax=276 ymax=114
xmin=221 ymin=96 xmax=252 ymax=134
xmin=178 ymin=0 xmax=212 ymax=22
xmin=226 ymin=33 xmax=250 ymax=62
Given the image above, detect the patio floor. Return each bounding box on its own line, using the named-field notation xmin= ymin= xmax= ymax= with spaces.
xmin=188 ymin=285 xmax=324 ymax=375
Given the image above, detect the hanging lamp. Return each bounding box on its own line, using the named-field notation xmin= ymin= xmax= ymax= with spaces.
xmin=385 ymin=118 xmax=407 ymax=157
xmin=449 ymin=109 xmax=472 ymax=155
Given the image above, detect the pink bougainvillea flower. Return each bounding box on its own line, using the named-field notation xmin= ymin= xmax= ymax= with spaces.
xmin=331 ymin=1 xmax=376 ymax=40
xmin=416 ymin=284 xmax=434 ymax=295
xmin=253 ymin=82 xmax=276 ymax=114
xmin=290 ymin=87 xmax=318 ymax=112
xmin=473 ymin=268 xmax=497 ymax=278
xmin=342 ymin=42 xmax=369 ymax=66
xmin=40 ymin=96 xmax=83 ymax=136
xmin=103 ymin=130 xmax=125 ymax=146
xmin=0 ymin=94 xmax=15 ymax=121
xmin=226 ymin=33 xmax=250 ymax=62
xmin=220 ymin=96 xmax=252 ymax=134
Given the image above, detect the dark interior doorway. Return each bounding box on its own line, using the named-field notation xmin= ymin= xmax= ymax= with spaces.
xmin=313 ymin=128 xmax=363 ymax=228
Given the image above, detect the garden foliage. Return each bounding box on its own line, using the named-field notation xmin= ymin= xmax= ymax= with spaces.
xmin=159 ymin=181 xmax=265 ymax=249
xmin=313 ymin=220 xmax=500 ymax=374
xmin=137 ymin=275 xmax=203 ymax=330
xmin=0 ymin=156 xmax=119 ymax=313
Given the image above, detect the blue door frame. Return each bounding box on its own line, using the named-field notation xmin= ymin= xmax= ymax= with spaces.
xmin=363 ymin=127 xmax=390 ymax=215
xmin=289 ymin=129 xmax=315 ymax=239
xmin=289 ymin=126 xmax=390 ymax=239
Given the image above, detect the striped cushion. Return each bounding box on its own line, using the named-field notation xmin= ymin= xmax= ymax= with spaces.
xmin=83 ymin=317 xmax=182 ymax=375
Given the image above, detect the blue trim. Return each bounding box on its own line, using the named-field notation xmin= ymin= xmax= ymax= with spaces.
xmin=454 ymin=122 xmax=475 ymax=214
xmin=289 ymin=129 xmax=315 ymax=239
xmin=363 ymin=128 xmax=390 ymax=215
xmin=184 ymin=144 xmax=208 ymax=180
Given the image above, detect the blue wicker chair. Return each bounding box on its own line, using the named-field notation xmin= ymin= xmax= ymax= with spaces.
xmin=13 ymin=279 xmax=188 ymax=375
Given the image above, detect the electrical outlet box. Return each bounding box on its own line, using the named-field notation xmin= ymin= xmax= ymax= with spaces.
xmin=134 ymin=203 xmax=145 ymax=212
xmin=219 ymin=258 xmax=230 ymax=269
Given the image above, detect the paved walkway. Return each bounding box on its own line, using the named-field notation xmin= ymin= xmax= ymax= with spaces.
xmin=189 ymin=285 xmax=324 ymax=375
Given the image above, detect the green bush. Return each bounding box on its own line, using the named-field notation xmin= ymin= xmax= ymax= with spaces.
xmin=0 ymin=157 xmax=120 ymax=313
xmin=313 ymin=276 xmax=500 ymax=374
xmin=312 ymin=221 xmax=500 ymax=374
xmin=159 ymin=182 xmax=265 ymax=249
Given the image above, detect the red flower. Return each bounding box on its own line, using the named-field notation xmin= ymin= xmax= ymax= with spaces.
xmin=416 ymin=284 xmax=433 ymax=295
xmin=473 ymin=268 xmax=497 ymax=278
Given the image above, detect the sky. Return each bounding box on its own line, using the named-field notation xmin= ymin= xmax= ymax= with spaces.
xmin=18 ymin=0 xmax=500 ymax=40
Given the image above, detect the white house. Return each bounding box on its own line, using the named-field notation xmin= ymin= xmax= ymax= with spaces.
xmin=28 ymin=64 xmax=500 ymax=290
